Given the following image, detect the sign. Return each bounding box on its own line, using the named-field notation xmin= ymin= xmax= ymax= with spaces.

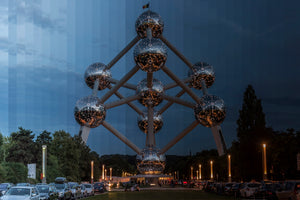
xmin=27 ymin=163 xmax=36 ymax=179
xmin=297 ymin=153 xmax=300 ymax=171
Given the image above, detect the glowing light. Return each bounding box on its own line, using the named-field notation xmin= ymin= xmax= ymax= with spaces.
xmin=91 ymin=161 xmax=94 ymax=180
xmin=262 ymin=143 xmax=267 ymax=180
xmin=228 ymin=155 xmax=231 ymax=178
xmin=199 ymin=164 xmax=202 ymax=180
xmin=210 ymin=160 xmax=213 ymax=179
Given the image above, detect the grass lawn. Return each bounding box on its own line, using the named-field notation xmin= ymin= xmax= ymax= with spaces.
xmin=85 ymin=191 xmax=234 ymax=200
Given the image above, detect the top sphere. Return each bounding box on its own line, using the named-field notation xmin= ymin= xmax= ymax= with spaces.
xmin=188 ymin=62 xmax=215 ymax=90
xmin=84 ymin=62 xmax=112 ymax=90
xmin=135 ymin=10 xmax=164 ymax=38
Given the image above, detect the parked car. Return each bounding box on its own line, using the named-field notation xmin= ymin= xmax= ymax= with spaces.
xmin=254 ymin=182 xmax=281 ymax=200
xmin=16 ymin=183 xmax=31 ymax=187
xmin=82 ymin=183 xmax=94 ymax=196
xmin=224 ymin=182 xmax=235 ymax=195
xmin=36 ymin=184 xmax=59 ymax=200
xmin=68 ymin=182 xmax=81 ymax=199
xmin=54 ymin=178 xmax=72 ymax=200
xmin=79 ymin=184 xmax=87 ymax=198
xmin=93 ymin=182 xmax=106 ymax=193
xmin=276 ymin=181 xmax=300 ymax=200
xmin=231 ymin=183 xmax=245 ymax=197
xmin=0 ymin=183 xmax=13 ymax=196
xmin=240 ymin=182 xmax=261 ymax=198
xmin=1 ymin=186 xmax=40 ymax=200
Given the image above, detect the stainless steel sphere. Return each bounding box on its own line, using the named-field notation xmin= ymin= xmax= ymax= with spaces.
xmin=138 ymin=111 xmax=163 ymax=134
xmin=136 ymin=78 xmax=164 ymax=107
xmin=134 ymin=38 xmax=167 ymax=72
xmin=194 ymin=95 xmax=226 ymax=127
xmin=84 ymin=62 xmax=111 ymax=90
xmin=135 ymin=10 xmax=164 ymax=38
xmin=188 ymin=62 xmax=215 ymax=89
xmin=136 ymin=147 xmax=166 ymax=175
xmin=74 ymin=96 xmax=106 ymax=128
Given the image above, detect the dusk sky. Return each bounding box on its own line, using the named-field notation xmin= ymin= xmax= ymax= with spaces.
xmin=0 ymin=0 xmax=299 ymax=156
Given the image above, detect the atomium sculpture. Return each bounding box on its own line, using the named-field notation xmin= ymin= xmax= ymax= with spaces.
xmin=75 ymin=10 xmax=227 ymax=175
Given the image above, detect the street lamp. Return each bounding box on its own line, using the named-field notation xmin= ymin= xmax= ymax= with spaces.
xmin=228 ymin=154 xmax=232 ymax=182
xmin=210 ymin=160 xmax=213 ymax=180
xmin=196 ymin=170 xmax=199 ymax=180
xmin=42 ymin=145 xmax=47 ymax=184
xmin=262 ymin=143 xmax=267 ymax=180
xmin=102 ymin=164 xmax=105 ymax=180
xmin=105 ymin=169 xmax=107 ymax=181
xmin=91 ymin=161 xmax=94 ymax=183
xmin=190 ymin=166 xmax=193 ymax=180
xmin=110 ymin=167 xmax=112 ymax=181
xmin=199 ymin=164 xmax=202 ymax=180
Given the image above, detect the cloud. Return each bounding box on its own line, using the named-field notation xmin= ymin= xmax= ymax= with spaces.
xmin=8 ymin=1 xmax=64 ymax=32
xmin=0 ymin=37 xmax=35 ymax=55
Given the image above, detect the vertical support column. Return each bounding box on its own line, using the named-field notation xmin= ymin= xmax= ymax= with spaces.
xmin=210 ymin=160 xmax=213 ymax=180
xmin=147 ymin=105 xmax=155 ymax=148
xmin=199 ymin=164 xmax=202 ymax=180
xmin=42 ymin=145 xmax=47 ymax=184
xmin=92 ymin=79 xmax=99 ymax=97
xmin=102 ymin=164 xmax=105 ymax=180
xmin=110 ymin=167 xmax=112 ymax=181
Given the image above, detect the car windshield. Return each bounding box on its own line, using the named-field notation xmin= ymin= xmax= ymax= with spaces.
xmin=37 ymin=186 xmax=49 ymax=193
xmin=55 ymin=184 xmax=65 ymax=190
xmin=0 ymin=184 xmax=8 ymax=189
xmin=84 ymin=184 xmax=91 ymax=188
xmin=69 ymin=183 xmax=77 ymax=189
xmin=6 ymin=188 xmax=30 ymax=196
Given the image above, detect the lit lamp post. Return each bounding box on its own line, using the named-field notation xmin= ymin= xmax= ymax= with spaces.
xmin=42 ymin=145 xmax=47 ymax=184
xmin=262 ymin=143 xmax=267 ymax=180
xmin=105 ymin=169 xmax=107 ymax=181
xmin=196 ymin=170 xmax=199 ymax=180
xmin=228 ymin=154 xmax=232 ymax=182
xmin=190 ymin=166 xmax=193 ymax=180
xmin=174 ymin=171 xmax=177 ymax=180
xmin=102 ymin=164 xmax=105 ymax=180
xmin=91 ymin=161 xmax=94 ymax=184
xmin=210 ymin=160 xmax=213 ymax=180
xmin=110 ymin=167 xmax=112 ymax=181
xmin=199 ymin=164 xmax=202 ymax=180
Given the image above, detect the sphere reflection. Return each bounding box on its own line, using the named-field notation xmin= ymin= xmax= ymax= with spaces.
xmin=135 ymin=10 xmax=164 ymax=38
xmin=194 ymin=95 xmax=226 ymax=127
xmin=136 ymin=78 xmax=164 ymax=107
xmin=74 ymin=96 xmax=106 ymax=128
xmin=136 ymin=148 xmax=166 ymax=175
xmin=188 ymin=62 xmax=215 ymax=90
xmin=84 ymin=62 xmax=111 ymax=90
xmin=137 ymin=111 xmax=163 ymax=134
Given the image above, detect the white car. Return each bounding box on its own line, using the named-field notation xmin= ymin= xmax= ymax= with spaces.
xmin=240 ymin=182 xmax=261 ymax=198
xmin=1 ymin=186 xmax=40 ymax=200
xmin=82 ymin=184 xmax=94 ymax=196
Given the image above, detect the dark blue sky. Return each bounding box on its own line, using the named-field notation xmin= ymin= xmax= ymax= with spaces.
xmin=1 ymin=0 xmax=299 ymax=156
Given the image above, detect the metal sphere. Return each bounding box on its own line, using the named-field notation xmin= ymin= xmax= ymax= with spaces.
xmin=136 ymin=147 xmax=166 ymax=175
xmin=84 ymin=62 xmax=112 ymax=90
xmin=135 ymin=10 xmax=164 ymax=38
xmin=194 ymin=95 xmax=226 ymax=127
xmin=134 ymin=38 xmax=167 ymax=72
xmin=188 ymin=62 xmax=215 ymax=89
xmin=136 ymin=78 xmax=164 ymax=107
xmin=74 ymin=96 xmax=106 ymax=128
xmin=137 ymin=111 xmax=163 ymax=134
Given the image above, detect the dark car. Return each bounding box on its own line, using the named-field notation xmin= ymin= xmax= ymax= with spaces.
xmin=68 ymin=182 xmax=81 ymax=199
xmin=93 ymin=182 xmax=106 ymax=193
xmin=36 ymin=184 xmax=59 ymax=200
xmin=0 ymin=183 xmax=13 ymax=196
xmin=55 ymin=178 xmax=72 ymax=200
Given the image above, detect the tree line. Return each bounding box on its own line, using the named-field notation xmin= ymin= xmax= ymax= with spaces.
xmin=0 ymin=85 xmax=299 ymax=183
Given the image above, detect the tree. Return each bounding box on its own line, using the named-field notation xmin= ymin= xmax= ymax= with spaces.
xmin=234 ymin=85 xmax=272 ymax=181
xmin=1 ymin=162 xmax=28 ymax=183
xmin=6 ymin=127 xmax=38 ymax=164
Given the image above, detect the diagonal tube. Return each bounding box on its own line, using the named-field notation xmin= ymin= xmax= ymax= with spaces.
xmin=102 ymin=121 xmax=142 ymax=154
xmin=159 ymin=35 xmax=193 ymax=69
xmin=162 ymin=94 xmax=194 ymax=108
xmin=164 ymin=77 xmax=192 ymax=90
xmin=109 ymin=78 xmax=137 ymax=90
xmin=160 ymin=120 xmax=199 ymax=154
xmin=107 ymin=85 xmax=143 ymax=115
xmin=100 ymin=65 xmax=139 ymax=103
xmin=162 ymin=66 xmax=201 ymax=103
xmin=107 ymin=36 xmax=140 ymax=69
xmin=158 ymin=90 xmax=186 ymax=115
xmin=104 ymin=95 xmax=140 ymax=109
xmin=211 ymin=126 xmax=227 ymax=156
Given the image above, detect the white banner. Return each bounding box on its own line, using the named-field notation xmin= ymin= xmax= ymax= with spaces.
xmin=27 ymin=163 xmax=36 ymax=179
